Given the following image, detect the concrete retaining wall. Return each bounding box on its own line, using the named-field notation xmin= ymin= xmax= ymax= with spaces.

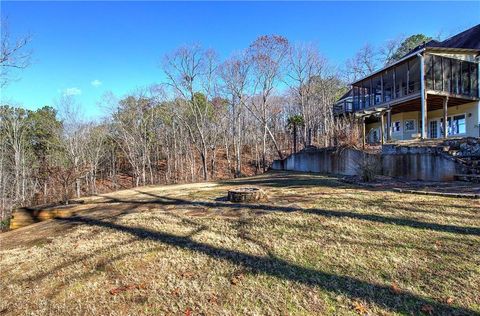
xmin=272 ymin=146 xmax=463 ymax=181
xmin=272 ymin=148 xmax=364 ymax=176
xmin=381 ymin=151 xmax=460 ymax=181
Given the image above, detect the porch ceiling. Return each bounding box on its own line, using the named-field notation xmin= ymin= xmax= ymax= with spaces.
xmin=390 ymin=93 xmax=478 ymax=114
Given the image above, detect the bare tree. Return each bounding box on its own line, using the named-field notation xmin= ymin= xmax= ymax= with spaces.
xmin=163 ymin=45 xmax=220 ymax=180
xmin=0 ymin=34 xmax=353 ymax=227
xmin=344 ymin=43 xmax=378 ymax=82
xmin=112 ymin=90 xmax=157 ymax=186
xmin=0 ymin=106 xmax=31 ymax=208
xmin=247 ymin=35 xmax=289 ymax=170
xmin=0 ymin=18 xmax=32 ymax=87
xmin=378 ymin=36 xmax=404 ymax=66
xmin=83 ymin=123 xmax=108 ymax=194
xmin=220 ymin=52 xmax=251 ymax=176
xmin=55 ymin=95 xmax=88 ymax=198
xmin=286 ymin=42 xmax=328 ymax=146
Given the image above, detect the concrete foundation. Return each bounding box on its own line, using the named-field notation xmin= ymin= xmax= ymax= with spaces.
xmin=272 ymin=148 xmax=362 ymax=176
xmin=381 ymin=146 xmax=461 ymax=181
xmin=272 ymin=146 xmax=464 ymax=181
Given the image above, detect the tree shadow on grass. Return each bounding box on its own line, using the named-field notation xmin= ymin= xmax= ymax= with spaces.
xmin=221 ymin=175 xmax=353 ymax=188
xmin=57 ymin=214 xmax=477 ymax=316
xmin=101 ymin=191 xmax=480 ymax=237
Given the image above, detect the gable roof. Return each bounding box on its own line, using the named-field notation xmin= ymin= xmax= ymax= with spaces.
xmin=437 ymin=24 xmax=480 ymax=50
xmin=339 ymin=25 xmax=480 ymax=99
xmin=403 ymin=40 xmax=440 ymax=56
xmin=405 ymin=24 xmax=480 ymax=57
xmin=336 ymin=89 xmax=352 ymax=102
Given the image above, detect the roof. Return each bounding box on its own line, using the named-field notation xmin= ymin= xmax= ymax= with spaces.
xmin=403 ymin=24 xmax=480 ymax=58
xmin=403 ymin=40 xmax=440 ymax=57
xmin=336 ymin=89 xmax=352 ymax=102
xmin=350 ymin=24 xmax=480 ymax=86
xmin=337 ymin=25 xmax=480 ymax=101
xmin=436 ymin=24 xmax=480 ymax=50
xmin=351 ymin=48 xmax=424 ymax=85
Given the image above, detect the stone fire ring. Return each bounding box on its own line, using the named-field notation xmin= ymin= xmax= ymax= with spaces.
xmin=227 ymin=187 xmax=266 ymax=202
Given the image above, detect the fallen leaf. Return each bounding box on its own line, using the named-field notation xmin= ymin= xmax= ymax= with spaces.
xmin=184 ymin=308 xmax=192 ymax=316
xmin=353 ymin=301 xmax=368 ymax=315
xmin=109 ymin=284 xmax=143 ymax=295
xmin=171 ymin=287 xmax=180 ymax=297
xmin=181 ymin=271 xmax=195 ymax=279
xmin=208 ymin=294 xmax=218 ymax=305
xmin=390 ymin=282 xmax=402 ymax=294
xmin=420 ymin=304 xmax=434 ymax=315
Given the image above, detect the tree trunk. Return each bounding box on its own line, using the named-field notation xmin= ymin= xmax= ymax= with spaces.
xmin=293 ymin=124 xmax=297 ymax=153
xmin=76 ymin=178 xmax=81 ymax=198
xmin=201 ymin=149 xmax=208 ymax=181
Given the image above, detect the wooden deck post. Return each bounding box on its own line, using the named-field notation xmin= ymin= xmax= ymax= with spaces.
xmin=380 ymin=112 xmax=385 ymax=145
xmin=419 ymin=53 xmax=427 ymax=139
xmin=443 ymin=96 xmax=449 ymax=139
xmin=361 ymin=116 xmax=366 ymax=149
xmin=386 ymin=109 xmax=392 ymax=142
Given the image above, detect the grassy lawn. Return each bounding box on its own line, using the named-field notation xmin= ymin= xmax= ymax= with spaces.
xmin=1 ymin=172 xmax=479 ymax=315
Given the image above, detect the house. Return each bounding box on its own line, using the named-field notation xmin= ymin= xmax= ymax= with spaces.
xmin=334 ymin=24 xmax=480 ymax=145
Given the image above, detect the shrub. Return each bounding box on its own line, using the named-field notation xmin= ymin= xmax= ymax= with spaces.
xmin=0 ymin=217 xmax=11 ymax=232
xmin=332 ymin=116 xmax=362 ymax=149
xmin=355 ymin=153 xmax=381 ymax=182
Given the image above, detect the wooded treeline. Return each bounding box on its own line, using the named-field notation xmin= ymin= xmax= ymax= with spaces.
xmin=0 ymin=31 xmax=429 ymax=226
xmin=0 ymin=35 xmax=349 ymax=224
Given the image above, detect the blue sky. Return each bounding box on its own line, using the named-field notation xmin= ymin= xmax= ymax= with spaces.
xmin=1 ymin=1 xmax=479 ymax=118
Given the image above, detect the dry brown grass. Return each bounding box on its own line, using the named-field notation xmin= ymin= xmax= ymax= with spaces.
xmin=0 ymin=172 xmax=479 ymax=315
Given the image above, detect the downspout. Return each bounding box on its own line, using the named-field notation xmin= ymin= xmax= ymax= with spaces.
xmin=418 ymin=53 xmax=426 ymax=139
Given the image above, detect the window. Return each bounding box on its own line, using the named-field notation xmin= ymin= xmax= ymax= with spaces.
xmin=440 ymin=114 xmax=466 ymax=136
xmin=393 ymin=121 xmax=401 ymax=133
xmin=451 ymin=114 xmax=466 ymax=135
xmin=370 ymin=129 xmax=379 ymax=143
xmin=404 ymin=120 xmax=416 ymax=132
xmin=429 ymin=120 xmax=438 ymax=139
